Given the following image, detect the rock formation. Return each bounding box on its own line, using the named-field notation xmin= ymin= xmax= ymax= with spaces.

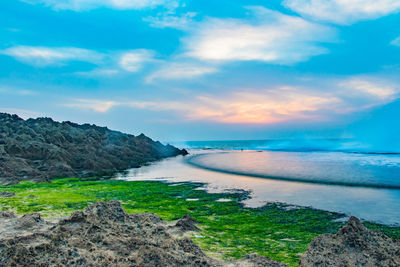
xmin=0 ymin=113 xmax=188 ymax=184
xmin=0 ymin=201 xmax=286 ymax=267
xmin=299 ymin=216 xmax=400 ymax=266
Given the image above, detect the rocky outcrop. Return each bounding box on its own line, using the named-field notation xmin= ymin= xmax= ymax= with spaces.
xmin=0 ymin=113 xmax=188 ymax=184
xmin=0 ymin=192 xmax=15 ymax=197
xmin=299 ymin=216 xmax=400 ymax=267
xmin=0 ymin=201 xmax=285 ymax=267
xmin=175 ymin=214 xmax=200 ymax=231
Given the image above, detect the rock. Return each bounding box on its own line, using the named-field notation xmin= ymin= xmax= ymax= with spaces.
xmin=228 ymin=254 xmax=287 ymax=267
xmin=299 ymin=216 xmax=400 ymax=267
xmin=0 ymin=113 xmax=188 ymax=184
xmin=0 ymin=191 xmax=16 ymax=197
xmin=0 ymin=201 xmax=285 ymax=267
xmin=0 ymin=211 xmax=15 ymax=218
xmin=175 ymin=214 xmax=200 ymax=231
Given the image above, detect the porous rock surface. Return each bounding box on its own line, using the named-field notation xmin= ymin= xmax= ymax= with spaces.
xmin=0 ymin=201 xmax=286 ymax=267
xmin=299 ymin=216 xmax=400 ymax=267
xmin=0 ymin=113 xmax=188 ymax=185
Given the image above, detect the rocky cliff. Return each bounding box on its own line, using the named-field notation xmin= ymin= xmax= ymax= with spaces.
xmin=0 ymin=113 xmax=188 ymax=184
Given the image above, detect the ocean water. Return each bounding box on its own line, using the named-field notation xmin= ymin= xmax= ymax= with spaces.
xmin=187 ymin=151 xmax=400 ymax=189
xmin=119 ymin=139 xmax=400 ymax=225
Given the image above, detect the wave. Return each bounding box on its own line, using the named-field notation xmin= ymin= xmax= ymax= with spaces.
xmin=177 ymin=138 xmax=399 ymax=155
xmin=186 ymin=151 xmax=400 ymax=190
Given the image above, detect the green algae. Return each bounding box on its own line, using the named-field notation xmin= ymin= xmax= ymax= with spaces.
xmin=1 ymin=178 xmax=399 ymax=266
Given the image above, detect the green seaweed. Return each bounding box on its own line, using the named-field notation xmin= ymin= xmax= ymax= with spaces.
xmin=0 ymin=178 xmax=399 ymax=266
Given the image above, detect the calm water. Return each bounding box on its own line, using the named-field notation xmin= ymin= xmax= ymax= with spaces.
xmin=188 ymin=151 xmax=400 ymax=189
xmin=119 ymin=139 xmax=400 ymax=225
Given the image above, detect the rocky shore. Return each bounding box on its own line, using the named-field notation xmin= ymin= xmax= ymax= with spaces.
xmin=0 ymin=201 xmax=398 ymax=267
xmin=0 ymin=201 xmax=285 ymax=267
xmin=0 ymin=113 xmax=187 ymax=185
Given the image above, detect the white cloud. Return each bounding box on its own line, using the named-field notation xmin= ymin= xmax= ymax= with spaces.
xmin=391 ymin=36 xmax=400 ymax=46
xmin=119 ymin=49 xmax=155 ymax=72
xmin=146 ymin=62 xmax=218 ymax=82
xmin=340 ymin=77 xmax=399 ymax=100
xmin=1 ymin=46 xmax=103 ymax=66
xmin=183 ymin=7 xmax=336 ymax=64
xmin=284 ymin=0 xmax=400 ymax=25
xmin=144 ymin=12 xmax=197 ymax=30
xmin=22 ymin=0 xmax=179 ymax=11
xmin=2 ymin=46 xmax=156 ymax=74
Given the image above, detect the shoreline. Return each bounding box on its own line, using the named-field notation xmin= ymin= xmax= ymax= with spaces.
xmin=186 ymin=152 xmax=400 ymax=190
xmin=1 ymin=177 xmax=400 ymax=266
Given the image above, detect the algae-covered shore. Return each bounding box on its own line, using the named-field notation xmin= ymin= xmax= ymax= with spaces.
xmin=1 ymin=178 xmax=399 ymax=266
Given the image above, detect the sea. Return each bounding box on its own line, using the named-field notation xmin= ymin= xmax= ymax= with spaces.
xmin=118 ymin=139 xmax=400 ymax=225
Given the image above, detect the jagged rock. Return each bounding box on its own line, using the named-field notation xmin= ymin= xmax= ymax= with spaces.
xmin=175 ymin=214 xmax=200 ymax=231
xmin=0 ymin=201 xmax=285 ymax=267
xmin=0 ymin=191 xmax=15 ymax=197
xmin=299 ymin=216 xmax=400 ymax=267
xmin=0 ymin=113 xmax=188 ymax=184
xmin=228 ymin=254 xmax=287 ymax=267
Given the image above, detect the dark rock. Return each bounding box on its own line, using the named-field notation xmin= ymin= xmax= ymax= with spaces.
xmin=0 ymin=201 xmax=285 ymax=267
xmin=230 ymin=254 xmax=288 ymax=267
xmin=175 ymin=214 xmax=200 ymax=231
xmin=0 ymin=113 xmax=188 ymax=184
xmin=0 ymin=191 xmax=16 ymax=197
xmin=299 ymin=216 xmax=400 ymax=266
xmin=0 ymin=211 xmax=15 ymax=218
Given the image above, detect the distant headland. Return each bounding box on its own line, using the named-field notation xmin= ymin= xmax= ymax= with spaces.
xmin=0 ymin=113 xmax=188 ymax=185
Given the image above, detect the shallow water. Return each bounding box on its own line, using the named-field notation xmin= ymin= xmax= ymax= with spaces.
xmin=118 ymin=150 xmax=400 ymax=225
xmin=188 ymin=151 xmax=400 ymax=189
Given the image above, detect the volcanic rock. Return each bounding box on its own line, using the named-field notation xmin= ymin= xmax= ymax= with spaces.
xmin=299 ymin=216 xmax=400 ymax=267
xmin=0 ymin=192 xmax=15 ymax=197
xmin=0 ymin=201 xmax=286 ymax=267
xmin=175 ymin=214 xmax=200 ymax=231
xmin=0 ymin=113 xmax=188 ymax=184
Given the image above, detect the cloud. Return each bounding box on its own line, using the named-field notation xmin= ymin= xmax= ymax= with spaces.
xmin=0 ymin=108 xmax=42 ymax=119
xmin=284 ymin=0 xmax=400 ymax=25
xmin=144 ymin=12 xmax=197 ymax=30
xmin=183 ymin=7 xmax=336 ymax=64
xmin=0 ymin=86 xmax=36 ymax=96
xmin=65 ymin=89 xmax=342 ymax=123
xmin=391 ymin=36 xmax=400 ymax=46
xmin=65 ymin=99 xmax=119 ymax=112
xmin=65 ymin=75 xmax=400 ymax=124
xmin=146 ymin=62 xmax=218 ymax=82
xmin=22 ymin=0 xmax=179 ymax=11
xmin=1 ymin=46 xmax=103 ymax=66
xmin=75 ymin=68 xmax=120 ymax=77
xmin=2 ymin=46 xmax=156 ymax=75
xmin=119 ymin=49 xmax=155 ymax=72
xmin=340 ymin=77 xmax=399 ymax=100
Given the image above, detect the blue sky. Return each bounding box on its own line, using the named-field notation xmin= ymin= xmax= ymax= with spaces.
xmin=1 ymin=0 xmax=400 ymax=143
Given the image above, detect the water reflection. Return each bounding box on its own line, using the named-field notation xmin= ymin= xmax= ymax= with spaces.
xmin=118 ymin=151 xmax=400 ymax=225
xmin=188 ymin=151 xmax=400 ymax=188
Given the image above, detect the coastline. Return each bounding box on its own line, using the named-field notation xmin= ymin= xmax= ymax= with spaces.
xmin=186 ymin=152 xmax=400 ymax=190
xmin=1 ymin=177 xmax=399 ymax=266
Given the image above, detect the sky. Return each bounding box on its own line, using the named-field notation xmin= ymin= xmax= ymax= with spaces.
xmin=0 ymin=0 xmax=400 ymax=144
